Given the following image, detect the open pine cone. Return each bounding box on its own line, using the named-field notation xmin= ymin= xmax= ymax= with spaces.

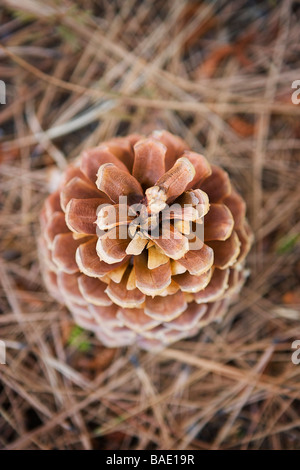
xmin=39 ymin=131 xmax=253 ymax=350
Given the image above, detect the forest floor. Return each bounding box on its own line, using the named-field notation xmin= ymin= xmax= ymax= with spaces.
xmin=0 ymin=0 xmax=300 ymax=450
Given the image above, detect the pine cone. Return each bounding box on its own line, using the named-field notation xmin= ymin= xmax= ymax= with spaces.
xmin=39 ymin=131 xmax=253 ymax=350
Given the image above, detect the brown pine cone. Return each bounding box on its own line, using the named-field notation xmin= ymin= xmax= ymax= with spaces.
xmin=39 ymin=131 xmax=253 ymax=351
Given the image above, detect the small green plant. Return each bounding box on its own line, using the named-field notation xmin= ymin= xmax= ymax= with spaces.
xmin=68 ymin=325 xmax=91 ymax=352
xmin=276 ymin=233 xmax=300 ymax=255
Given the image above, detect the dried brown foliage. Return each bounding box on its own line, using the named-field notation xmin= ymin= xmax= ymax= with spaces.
xmin=0 ymin=0 xmax=300 ymax=450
